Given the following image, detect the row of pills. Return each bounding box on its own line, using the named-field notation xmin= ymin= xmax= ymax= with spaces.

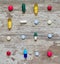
xmin=20 ymin=19 xmax=52 ymax=25
xmin=7 ymin=33 xmax=53 ymax=41
xmin=7 ymin=18 xmax=52 ymax=30
xmin=6 ymin=50 xmax=53 ymax=59
xmin=8 ymin=3 xmax=52 ymax=16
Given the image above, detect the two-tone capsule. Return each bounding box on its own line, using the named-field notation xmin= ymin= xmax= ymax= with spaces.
xmin=23 ymin=49 xmax=28 ymax=59
xmin=8 ymin=18 xmax=12 ymax=30
xmin=34 ymin=32 xmax=38 ymax=41
xmin=33 ymin=3 xmax=38 ymax=16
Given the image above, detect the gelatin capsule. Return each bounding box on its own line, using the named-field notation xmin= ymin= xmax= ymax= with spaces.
xmin=8 ymin=18 xmax=12 ymax=30
xmin=22 ymin=3 xmax=26 ymax=13
xmin=33 ymin=3 xmax=38 ymax=16
xmin=23 ymin=49 xmax=28 ymax=59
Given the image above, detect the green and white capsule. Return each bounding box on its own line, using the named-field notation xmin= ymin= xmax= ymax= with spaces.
xmin=34 ymin=32 xmax=38 ymax=41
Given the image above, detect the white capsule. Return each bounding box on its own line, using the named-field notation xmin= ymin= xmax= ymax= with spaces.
xmin=35 ymin=51 xmax=39 ymax=56
xmin=20 ymin=20 xmax=27 ymax=24
xmin=47 ymin=20 xmax=52 ymax=25
xmin=7 ymin=36 xmax=11 ymax=41
xmin=34 ymin=37 xmax=37 ymax=41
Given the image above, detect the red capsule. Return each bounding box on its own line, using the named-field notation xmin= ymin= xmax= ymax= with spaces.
xmin=8 ymin=5 xmax=13 ymax=11
xmin=47 ymin=51 xmax=53 ymax=57
xmin=6 ymin=51 xmax=11 ymax=56
xmin=47 ymin=5 xmax=52 ymax=11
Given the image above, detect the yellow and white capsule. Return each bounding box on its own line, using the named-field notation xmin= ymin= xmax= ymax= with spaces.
xmin=8 ymin=18 xmax=12 ymax=30
xmin=33 ymin=3 xmax=38 ymax=16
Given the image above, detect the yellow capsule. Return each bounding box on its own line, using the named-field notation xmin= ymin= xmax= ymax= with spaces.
xmin=8 ymin=18 xmax=12 ymax=30
xmin=33 ymin=3 xmax=38 ymax=16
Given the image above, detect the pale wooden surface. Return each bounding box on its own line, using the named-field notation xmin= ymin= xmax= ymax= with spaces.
xmin=0 ymin=0 xmax=60 ymax=64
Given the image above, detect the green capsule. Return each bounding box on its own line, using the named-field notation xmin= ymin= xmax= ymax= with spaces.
xmin=34 ymin=32 xmax=38 ymax=36
xmin=22 ymin=3 xmax=26 ymax=13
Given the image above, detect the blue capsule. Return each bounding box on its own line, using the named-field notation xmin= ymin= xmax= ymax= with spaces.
xmin=34 ymin=19 xmax=39 ymax=25
xmin=23 ymin=49 xmax=28 ymax=59
xmin=48 ymin=34 xmax=53 ymax=39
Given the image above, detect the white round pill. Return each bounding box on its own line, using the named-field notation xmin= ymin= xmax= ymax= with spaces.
xmin=34 ymin=19 xmax=39 ymax=25
xmin=47 ymin=20 xmax=52 ymax=25
xmin=7 ymin=36 xmax=11 ymax=41
xmin=48 ymin=34 xmax=53 ymax=39
xmin=21 ymin=35 xmax=26 ymax=40
xmin=35 ymin=51 xmax=39 ymax=56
